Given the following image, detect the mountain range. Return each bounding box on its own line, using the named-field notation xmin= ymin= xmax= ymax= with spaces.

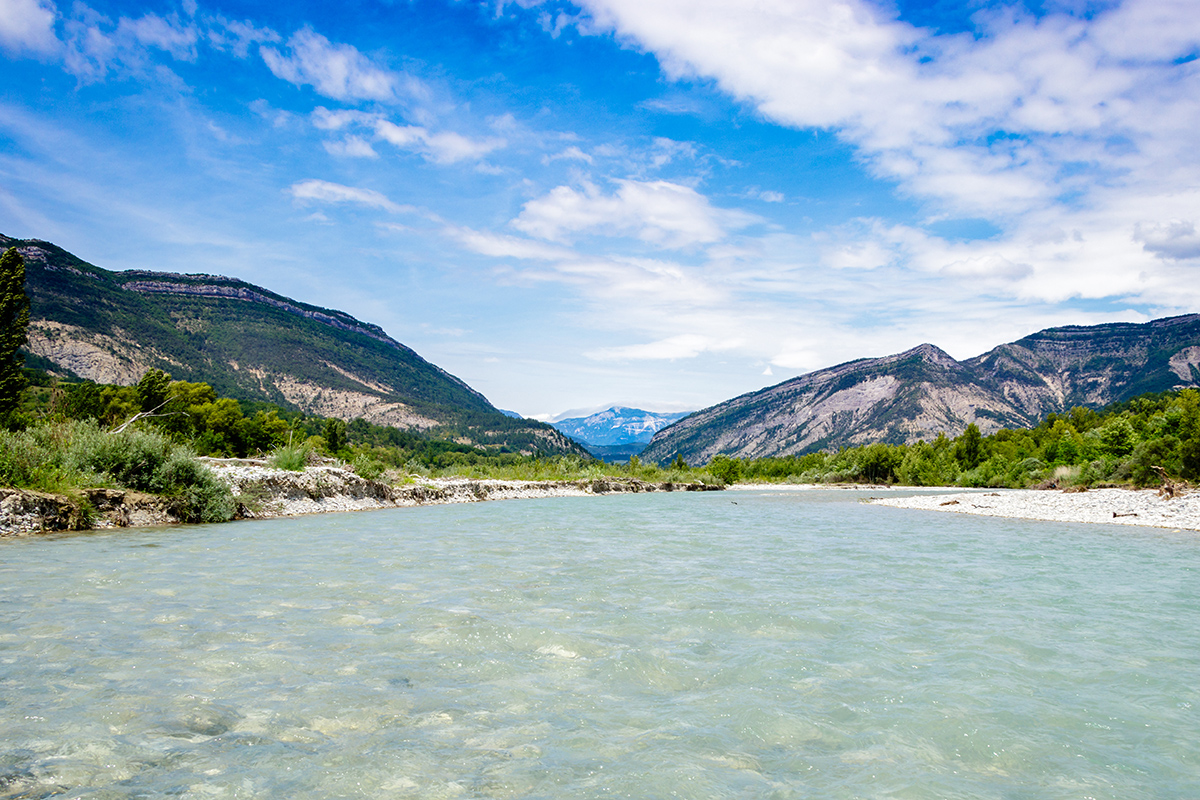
xmin=642 ymin=315 xmax=1200 ymax=464
xmin=550 ymin=406 xmax=692 ymax=461
xmin=3 ymin=234 xmax=583 ymax=455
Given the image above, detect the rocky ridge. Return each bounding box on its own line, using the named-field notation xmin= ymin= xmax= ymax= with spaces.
xmin=643 ymin=314 xmax=1200 ymax=464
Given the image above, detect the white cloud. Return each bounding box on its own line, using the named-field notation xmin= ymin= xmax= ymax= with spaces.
xmin=262 ymin=28 xmax=415 ymax=103
xmin=450 ymin=227 xmax=577 ymax=260
xmin=208 ymin=17 xmax=280 ymax=59
xmin=375 ymin=120 xmax=505 ymax=163
xmin=566 ymin=0 xmax=1200 ymax=330
xmin=1134 ymin=220 xmax=1200 ymax=260
xmin=311 ymin=106 xmax=376 ymax=131
xmin=0 ymin=0 xmax=58 ymax=55
xmin=512 ymin=178 xmax=756 ymax=248
xmin=542 ymin=145 xmax=593 ymax=165
xmin=120 ymin=13 xmax=198 ymax=60
xmin=288 ymin=179 xmax=411 ymax=214
xmin=309 ymin=109 xmax=505 ymax=164
xmin=587 ymin=333 xmax=725 ymax=361
xmin=570 ymin=3 xmax=1200 ymax=216
xmin=323 ymin=136 xmax=378 ymax=159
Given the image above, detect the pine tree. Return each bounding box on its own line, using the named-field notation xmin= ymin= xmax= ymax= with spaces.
xmin=0 ymin=247 xmax=31 ymax=421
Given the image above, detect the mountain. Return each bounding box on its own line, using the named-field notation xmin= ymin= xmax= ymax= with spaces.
xmin=4 ymin=234 xmax=583 ymax=455
xmin=551 ymin=406 xmax=693 ymax=446
xmin=641 ymin=315 xmax=1200 ymax=464
xmin=550 ymin=406 xmax=693 ymax=462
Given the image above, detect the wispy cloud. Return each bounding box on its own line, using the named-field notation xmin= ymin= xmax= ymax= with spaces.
xmin=261 ymin=27 xmax=417 ymax=103
xmin=375 ymin=120 xmax=505 ymax=164
xmin=288 ymin=179 xmax=412 ymax=214
xmin=571 ymin=1 xmax=1200 ymax=247
xmin=587 ymin=333 xmax=732 ymax=361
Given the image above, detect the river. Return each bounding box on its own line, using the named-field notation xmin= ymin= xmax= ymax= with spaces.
xmin=1 ymin=488 xmax=1197 ymax=798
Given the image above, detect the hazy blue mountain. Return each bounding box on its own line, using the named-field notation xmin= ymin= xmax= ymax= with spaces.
xmin=551 ymin=406 xmax=692 ymax=447
xmin=642 ymin=316 xmax=1200 ymax=464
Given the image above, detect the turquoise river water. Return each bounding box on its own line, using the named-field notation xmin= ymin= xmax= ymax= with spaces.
xmin=1 ymin=488 xmax=1198 ymax=799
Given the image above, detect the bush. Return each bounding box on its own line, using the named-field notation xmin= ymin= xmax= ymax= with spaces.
xmin=268 ymin=443 xmax=309 ymax=471
xmin=0 ymin=420 xmax=235 ymax=523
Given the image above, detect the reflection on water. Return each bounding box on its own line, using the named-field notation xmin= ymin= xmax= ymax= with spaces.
xmin=1 ymin=490 xmax=1198 ymax=798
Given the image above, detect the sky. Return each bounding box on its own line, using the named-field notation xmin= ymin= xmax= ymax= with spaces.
xmin=1 ymin=0 xmax=1199 ymax=420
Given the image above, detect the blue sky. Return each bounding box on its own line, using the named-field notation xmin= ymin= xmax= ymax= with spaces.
xmin=2 ymin=0 xmax=1199 ymax=419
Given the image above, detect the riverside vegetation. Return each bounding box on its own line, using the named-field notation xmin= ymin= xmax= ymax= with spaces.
xmin=4 ymin=363 xmax=1196 ymax=528
xmin=2 ymin=366 xmax=722 ymax=526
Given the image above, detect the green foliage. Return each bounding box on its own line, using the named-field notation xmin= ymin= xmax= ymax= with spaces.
xmin=268 ymin=443 xmax=309 ymax=471
xmin=706 ymin=454 xmax=742 ymax=484
xmin=136 ymin=369 xmax=172 ymax=412
xmin=0 ymin=419 xmax=234 ymax=522
xmin=0 ymin=247 xmax=30 ymax=423
xmin=954 ymin=423 xmax=985 ymax=469
xmin=323 ymin=418 xmax=346 ymax=454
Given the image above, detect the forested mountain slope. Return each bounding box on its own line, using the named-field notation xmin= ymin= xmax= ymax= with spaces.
xmin=4 ymin=234 xmax=581 ymax=455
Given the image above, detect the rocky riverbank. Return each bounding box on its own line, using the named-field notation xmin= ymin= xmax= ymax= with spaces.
xmin=207 ymin=460 xmax=721 ymax=520
xmin=869 ymin=486 xmax=1200 ymax=531
xmin=0 ymin=460 xmax=723 ymax=536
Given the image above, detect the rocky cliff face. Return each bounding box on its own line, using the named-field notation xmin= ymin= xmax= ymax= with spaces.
xmin=642 ymin=315 xmax=1200 ymax=464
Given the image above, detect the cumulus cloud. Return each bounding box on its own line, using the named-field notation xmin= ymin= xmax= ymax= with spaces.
xmin=0 ymin=0 xmax=58 ymax=55
xmin=512 ymin=178 xmax=756 ymax=248
xmin=262 ymin=28 xmax=416 ymax=103
xmin=572 ymin=0 xmax=1200 ymax=223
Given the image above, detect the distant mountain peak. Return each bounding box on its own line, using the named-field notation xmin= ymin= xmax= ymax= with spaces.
xmin=551 ymin=406 xmax=693 ymax=447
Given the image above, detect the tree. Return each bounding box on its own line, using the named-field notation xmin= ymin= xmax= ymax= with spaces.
xmin=136 ymin=368 xmax=172 ymax=412
xmin=0 ymin=247 xmax=31 ymax=422
xmin=323 ymin=417 xmax=346 ymax=453
xmin=954 ymin=423 xmax=985 ymax=470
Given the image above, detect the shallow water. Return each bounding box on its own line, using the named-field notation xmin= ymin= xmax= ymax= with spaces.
xmin=1 ymin=489 xmax=1198 ymax=799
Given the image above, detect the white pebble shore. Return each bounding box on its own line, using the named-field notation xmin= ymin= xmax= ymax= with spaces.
xmin=869 ymin=487 xmax=1200 ymax=531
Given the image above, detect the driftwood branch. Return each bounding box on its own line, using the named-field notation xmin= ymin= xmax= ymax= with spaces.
xmin=109 ymin=399 xmax=187 ymax=435
xmin=1152 ymin=465 xmax=1189 ymax=500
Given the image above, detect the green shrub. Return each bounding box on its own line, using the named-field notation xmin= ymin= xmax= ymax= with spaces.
xmin=0 ymin=420 xmax=234 ymax=523
xmin=351 ymin=452 xmax=386 ymax=481
xmin=269 ymin=444 xmax=309 ymax=471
